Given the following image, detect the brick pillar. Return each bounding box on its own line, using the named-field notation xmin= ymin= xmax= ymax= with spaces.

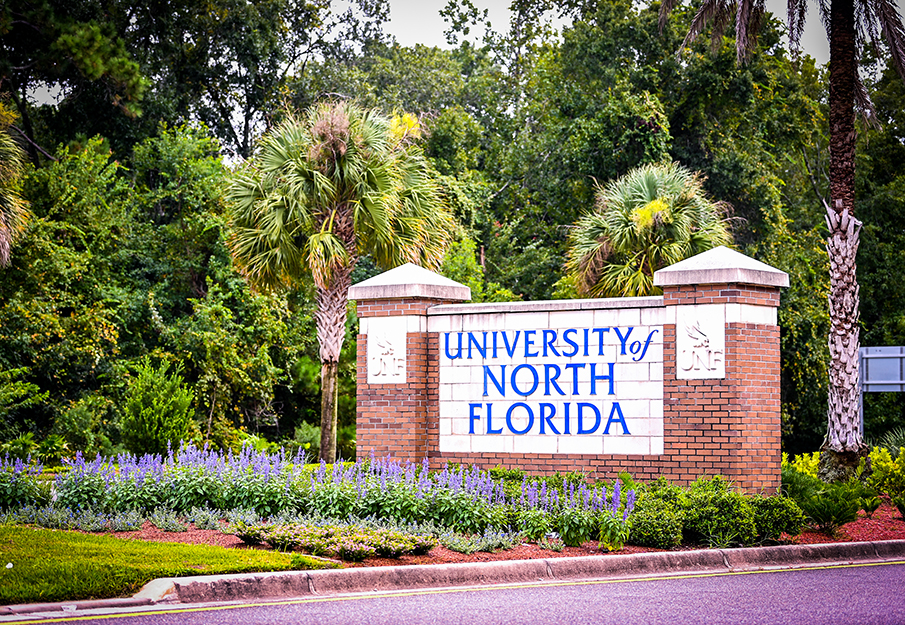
xmin=653 ymin=247 xmax=788 ymax=492
xmin=348 ymin=264 xmax=470 ymax=463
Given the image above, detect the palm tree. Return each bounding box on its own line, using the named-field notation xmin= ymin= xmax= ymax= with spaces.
xmin=227 ymin=102 xmax=453 ymax=462
xmin=564 ymin=162 xmax=733 ymax=297
xmin=0 ymin=121 xmax=28 ymax=267
xmin=659 ymin=0 xmax=905 ymax=480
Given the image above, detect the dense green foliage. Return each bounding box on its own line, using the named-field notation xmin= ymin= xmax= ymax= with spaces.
xmin=1 ymin=0 xmax=904 ymax=454
xmin=121 ymin=359 xmax=195 ymax=456
xmin=628 ymin=475 xmax=805 ymax=547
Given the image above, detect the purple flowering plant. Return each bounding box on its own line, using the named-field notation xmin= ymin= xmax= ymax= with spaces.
xmin=48 ymin=444 xmax=634 ymax=544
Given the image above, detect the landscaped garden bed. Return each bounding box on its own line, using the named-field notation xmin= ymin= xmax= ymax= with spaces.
xmin=2 ymin=444 xmax=905 ymax=604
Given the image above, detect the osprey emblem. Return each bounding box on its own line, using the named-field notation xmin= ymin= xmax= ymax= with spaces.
xmin=679 ymin=321 xmax=724 ymax=375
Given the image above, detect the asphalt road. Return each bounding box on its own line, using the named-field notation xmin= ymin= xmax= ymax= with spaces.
xmin=14 ymin=562 xmax=905 ymax=625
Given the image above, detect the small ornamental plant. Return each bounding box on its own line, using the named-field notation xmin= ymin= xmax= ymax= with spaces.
xmin=0 ymin=455 xmax=47 ymax=510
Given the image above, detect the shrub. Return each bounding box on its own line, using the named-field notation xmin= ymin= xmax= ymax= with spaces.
xmin=866 ymin=446 xmax=905 ymax=498
xmin=799 ymin=485 xmax=860 ymax=535
xmin=74 ymin=508 xmax=110 ymax=532
xmin=54 ymin=394 xmax=116 ymax=458
xmin=682 ymin=477 xmax=757 ymax=547
xmin=783 ymin=452 xmax=820 ymax=478
xmin=781 ymin=464 xmax=823 ymax=505
xmin=55 ymin=453 xmax=111 ymax=510
xmin=0 ymin=433 xmax=37 ymax=460
xmin=892 ymin=495 xmax=905 ymax=520
xmin=517 ymin=508 xmax=551 ymax=541
xmin=556 ymin=507 xmax=597 ymax=548
xmin=147 ymin=508 xmax=188 ymax=532
xmin=628 ymin=496 xmax=683 ymax=549
xmin=860 ymin=496 xmax=882 ymax=519
xmin=36 ymin=434 xmax=70 ymax=466
xmin=439 ymin=528 xmax=522 ymax=554
xmin=110 ymin=509 xmax=145 ymax=532
xmin=0 ymin=456 xmax=48 ymax=510
xmin=231 ymin=519 xmax=271 ymax=545
xmin=877 ymin=427 xmax=905 ymax=459
xmin=750 ymin=495 xmax=805 ymax=542
xmin=186 ymin=506 xmax=222 ymax=530
xmin=256 ymin=523 xmax=436 ymax=560
xmin=121 ymin=358 xmax=195 ymax=456
xmin=285 ymin=422 xmax=321 ymax=460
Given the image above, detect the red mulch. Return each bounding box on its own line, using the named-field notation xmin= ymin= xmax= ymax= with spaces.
xmin=87 ymin=502 xmax=905 ymax=568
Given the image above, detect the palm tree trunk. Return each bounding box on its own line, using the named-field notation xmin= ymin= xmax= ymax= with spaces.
xmin=314 ymin=263 xmax=354 ymax=463
xmin=820 ymin=0 xmax=868 ymax=481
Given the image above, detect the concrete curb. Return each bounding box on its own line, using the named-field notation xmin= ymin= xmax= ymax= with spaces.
xmin=5 ymin=540 xmax=905 ymax=616
xmin=143 ymin=539 xmax=905 ymax=604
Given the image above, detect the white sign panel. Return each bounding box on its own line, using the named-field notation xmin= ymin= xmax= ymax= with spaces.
xmin=675 ymin=306 xmax=725 ymax=380
xmin=436 ymin=309 xmax=664 ymax=455
xmin=367 ymin=316 xmax=408 ymax=384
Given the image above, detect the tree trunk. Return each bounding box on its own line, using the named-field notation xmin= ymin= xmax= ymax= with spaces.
xmin=320 ymin=360 xmax=338 ymax=463
xmin=820 ymin=0 xmax=868 ymax=481
xmin=314 ymin=263 xmax=354 ymax=463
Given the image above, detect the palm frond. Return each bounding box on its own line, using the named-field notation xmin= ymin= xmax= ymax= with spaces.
xmin=787 ymin=0 xmax=809 ymax=53
xmin=868 ymin=0 xmax=905 ymax=80
xmin=564 ymin=162 xmax=733 ymax=298
xmin=0 ymin=129 xmax=30 ymax=267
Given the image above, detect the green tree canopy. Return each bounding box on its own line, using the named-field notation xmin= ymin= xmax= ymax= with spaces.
xmin=227 ymin=101 xmax=454 ymax=461
xmin=564 ymin=161 xmax=733 ymax=297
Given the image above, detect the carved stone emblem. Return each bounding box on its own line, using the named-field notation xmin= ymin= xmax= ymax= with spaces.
xmin=676 ymin=308 xmax=725 ymax=379
xmin=367 ymin=317 xmax=407 ymax=384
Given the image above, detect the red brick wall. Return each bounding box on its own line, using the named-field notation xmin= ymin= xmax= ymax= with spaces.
xmin=355 ymin=287 xmax=782 ymax=493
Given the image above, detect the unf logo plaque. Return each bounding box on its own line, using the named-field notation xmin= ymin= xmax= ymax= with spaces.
xmin=367 ymin=317 xmax=407 ymax=384
xmin=675 ymin=307 xmax=725 ymax=380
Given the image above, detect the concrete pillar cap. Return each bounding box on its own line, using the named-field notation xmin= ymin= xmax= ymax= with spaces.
xmin=348 ymin=263 xmax=471 ymax=302
xmin=652 ymin=246 xmax=789 ymax=288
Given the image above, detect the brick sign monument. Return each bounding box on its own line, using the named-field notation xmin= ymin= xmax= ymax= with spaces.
xmin=349 ymin=246 xmax=789 ymax=492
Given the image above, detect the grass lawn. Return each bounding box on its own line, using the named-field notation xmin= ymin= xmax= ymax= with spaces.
xmin=0 ymin=526 xmax=336 ymax=605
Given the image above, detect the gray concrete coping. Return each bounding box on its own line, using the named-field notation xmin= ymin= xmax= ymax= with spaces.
xmin=428 ymin=296 xmax=663 ymax=316
xmin=653 ymin=246 xmax=790 ymax=288
xmin=348 ymin=263 xmax=471 ymax=302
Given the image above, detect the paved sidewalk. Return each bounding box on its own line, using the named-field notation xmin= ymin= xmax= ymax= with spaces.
xmin=4 ymin=540 xmax=905 ymax=617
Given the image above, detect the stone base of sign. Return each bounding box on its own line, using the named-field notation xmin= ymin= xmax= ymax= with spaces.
xmin=350 ymin=249 xmax=788 ymax=493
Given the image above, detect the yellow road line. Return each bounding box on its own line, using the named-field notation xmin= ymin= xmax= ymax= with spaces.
xmin=17 ymin=560 xmax=905 ymax=624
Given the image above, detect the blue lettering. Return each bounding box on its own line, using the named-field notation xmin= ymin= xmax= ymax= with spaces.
xmin=503 ymin=331 xmax=520 ymax=358
xmin=563 ymin=403 xmax=571 ymax=434
xmin=467 ymin=332 xmax=487 ymax=359
xmin=469 ymin=403 xmax=482 ymax=434
xmin=578 ymin=403 xmax=601 ymax=434
xmin=590 ymin=362 xmax=615 ymax=395
xmin=583 ymin=329 xmax=590 ymax=356
xmin=604 ymin=402 xmax=630 ymax=434
xmin=614 ymin=327 xmax=634 ymax=355
xmin=487 ymin=403 xmax=503 ymax=434
xmin=492 ymin=331 xmax=499 ymax=358
xmin=565 ymin=363 xmax=585 ymax=395
xmin=524 ymin=330 xmax=539 ymax=357
xmin=544 ymin=364 xmax=566 ymax=396
xmin=506 ymin=403 xmax=534 ymax=435
xmin=562 ymin=329 xmax=580 ymax=357
xmin=633 ymin=329 xmax=659 ymax=362
xmin=593 ymin=328 xmax=610 ymax=356
xmin=540 ymin=403 xmax=560 ymax=435
xmin=542 ymin=330 xmax=561 ymax=357
xmin=511 ymin=364 xmax=540 ymax=396
xmin=444 ymin=332 xmax=463 ymax=359
xmin=484 ymin=366 xmax=506 ymax=396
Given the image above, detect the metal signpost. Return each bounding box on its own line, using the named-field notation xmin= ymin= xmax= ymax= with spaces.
xmin=859 ymin=346 xmax=905 ymax=434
